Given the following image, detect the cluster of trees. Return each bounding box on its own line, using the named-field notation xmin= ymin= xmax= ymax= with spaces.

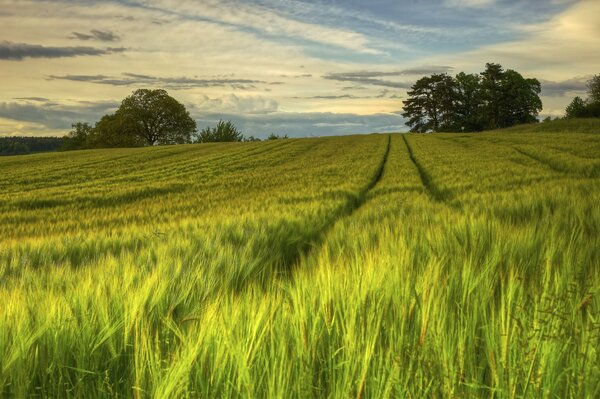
xmin=402 ymin=63 xmax=542 ymax=133
xmin=63 ymin=89 xmax=286 ymax=151
xmin=565 ymin=75 xmax=600 ymax=118
xmin=63 ymin=89 xmax=197 ymax=150
xmin=0 ymin=136 xmax=64 ymax=156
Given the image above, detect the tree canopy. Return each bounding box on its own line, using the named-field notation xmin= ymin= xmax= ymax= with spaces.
xmin=63 ymin=89 xmax=197 ymax=150
xmin=116 ymin=89 xmax=197 ymax=146
xmin=565 ymin=74 xmax=600 ymax=118
xmin=402 ymin=63 xmax=542 ymax=133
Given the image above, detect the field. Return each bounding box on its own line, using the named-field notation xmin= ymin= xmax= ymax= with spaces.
xmin=1 ymin=120 xmax=600 ymax=398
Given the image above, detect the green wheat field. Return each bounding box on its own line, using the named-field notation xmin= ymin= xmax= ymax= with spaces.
xmin=1 ymin=120 xmax=600 ymax=398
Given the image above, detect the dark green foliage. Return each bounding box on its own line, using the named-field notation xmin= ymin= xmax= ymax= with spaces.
xmin=62 ymin=89 xmax=197 ymax=151
xmin=401 ymin=74 xmax=457 ymax=133
xmin=116 ymin=89 xmax=197 ymax=145
xmin=402 ymin=63 xmax=542 ymax=132
xmin=565 ymin=75 xmax=600 ymax=118
xmin=454 ymin=72 xmax=484 ymax=132
xmin=88 ymin=114 xmax=145 ymax=148
xmin=244 ymin=135 xmax=262 ymax=142
xmin=565 ymin=96 xmax=588 ymax=118
xmin=0 ymin=136 xmax=64 ymax=156
xmin=587 ymin=74 xmax=600 ymax=104
xmin=267 ymin=133 xmax=289 ymax=140
xmin=195 ymin=120 xmax=244 ymax=143
xmin=60 ymin=123 xmax=93 ymax=151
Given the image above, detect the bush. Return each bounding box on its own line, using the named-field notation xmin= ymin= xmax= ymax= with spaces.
xmin=195 ymin=120 xmax=244 ymax=143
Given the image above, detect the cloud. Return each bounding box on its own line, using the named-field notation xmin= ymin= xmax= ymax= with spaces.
xmin=194 ymin=94 xmax=279 ymax=114
xmin=13 ymin=97 xmax=51 ymax=102
xmin=0 ymin=99 xmax=406 ymax=137
xmin=47 ymin=73 xmax=270 ymax=90
xmin=193 ymin=110 xmax=406 ymax=137
xmin=322 ymin=73 xmax=411 ymax=89
xmin=0 ymin=100 xmax=119 ymax=129
xmin=444 ymin=0 xmax=495 ymax=8
xmin=290 ymin=89 xmax=400 ymax=100
xmin=322 ymin=66 xmax=453 ymax=88
xmin=540 ymin=76 xmax=592 ymax=97
xmin=0 ymin=41 xmax=124 ymax=60
xmin=136 ymin=0 xmax=381 ymax=54
xmin=71 ymin=29 xmax=120 ymax=42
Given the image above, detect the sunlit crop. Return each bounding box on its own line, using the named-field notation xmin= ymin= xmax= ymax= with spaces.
xmin=1 ymin=123 xmax=599 ymax=397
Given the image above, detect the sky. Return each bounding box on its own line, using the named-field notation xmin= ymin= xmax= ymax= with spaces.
xmin=0 ymin=0 xmax=599 ymax=138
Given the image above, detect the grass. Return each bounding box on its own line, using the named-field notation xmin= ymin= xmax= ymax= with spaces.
xmin=0 ymin=121 xmax=599 ymax=397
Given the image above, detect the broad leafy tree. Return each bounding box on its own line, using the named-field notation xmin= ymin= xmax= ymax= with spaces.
xmin=88 ymin=114 xmax=145 ymax=148
xmin=116 ymin=89 xmax=197 ymax=145
xmin=401 ymin=74 xmax=456 ymax=133
xmin=453 ymin=72 xmax=484 ymax=132
xmin=500 ymin=69 xmax=542 ymax=127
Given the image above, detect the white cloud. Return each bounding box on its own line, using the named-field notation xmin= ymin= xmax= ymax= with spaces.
xmin=194 ymin=94 xmax=279 ymax=115
xmin=137 ymin=0 xmax=381 ymax=54
xmin=444 ymin=0 xmax=495 ymax=8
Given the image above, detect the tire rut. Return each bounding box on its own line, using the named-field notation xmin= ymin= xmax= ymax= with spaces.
xmin=401 ymin=134 xmax=452 ymax=203
xmin=279 ymin=134 xmax=392 ymax=276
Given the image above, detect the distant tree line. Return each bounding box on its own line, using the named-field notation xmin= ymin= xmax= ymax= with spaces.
xmin=0 ymin=136 xmax=64 ymax=156
xmin=565 ymin=75 xmax=600 ymax=118
xmin=402 ymin=63 xmax=542 ymax=133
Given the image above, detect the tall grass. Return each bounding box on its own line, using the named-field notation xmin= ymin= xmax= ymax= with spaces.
xmin=0 ymin=129 xmax=598 ymax=397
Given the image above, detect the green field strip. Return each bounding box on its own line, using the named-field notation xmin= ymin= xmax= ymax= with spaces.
xmin=513 ymin=145 xmax=600 ymax=177
xmin=1 ymin=131 xmax=599 ymax=397
xmin=402 ymin=134 xmax=453 ymax=203
xmin=227 ymin=135 xmax=392 ymax=285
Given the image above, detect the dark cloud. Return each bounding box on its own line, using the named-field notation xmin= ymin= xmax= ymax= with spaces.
xmin=0 ymin=100 xmax=119 ymax=129
xmin=0 ymin=41 xmax=123 ymax=61
xmin=47 ymin=73 xmax=271 ymax=90
xmin=71 ymin=30 xmax=120 ymax=42
xmin=540 ymin=76 xmax=591 ymax=97
xmin=323 ymin=66 xmax=453 ymax=88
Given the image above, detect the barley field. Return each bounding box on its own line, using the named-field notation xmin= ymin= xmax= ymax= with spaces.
xmin=1 ymin=121 xmax=599 ymax=398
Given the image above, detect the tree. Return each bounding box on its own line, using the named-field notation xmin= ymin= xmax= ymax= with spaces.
xmin=403 ymin=64 xmax=542 ymax=132
xmin=453 ymin=72 xmax=484 ymax=132
xmin=587 ymin=74 xmax=600 ymax=104
xmin=402 ymin=74 xmax=456 ymax=133
xmin=61 ymin=122 xmax=92 ymax=150
xmin=88 ymin=114 xmax=145 ymax=148
xmin=195 ymin=120 xmax=244 ymax=143
xmin=500 ymin=69 xmax=542 ymax=127
xmin=480 ymin=63 xmax=505 ymax=130
xmin=565 ymin=96 xmax=587 ymax=118
xmin=116 ymin=89 xmax=196 ymax=146
xmin=564 ymin=74 xmax=600 ymax=118
xmin=267 ymin=133 xmax=288 ymax=140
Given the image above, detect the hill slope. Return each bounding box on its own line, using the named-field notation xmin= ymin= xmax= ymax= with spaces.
xmin=1 ymin=129 xmax=599 ymax=397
